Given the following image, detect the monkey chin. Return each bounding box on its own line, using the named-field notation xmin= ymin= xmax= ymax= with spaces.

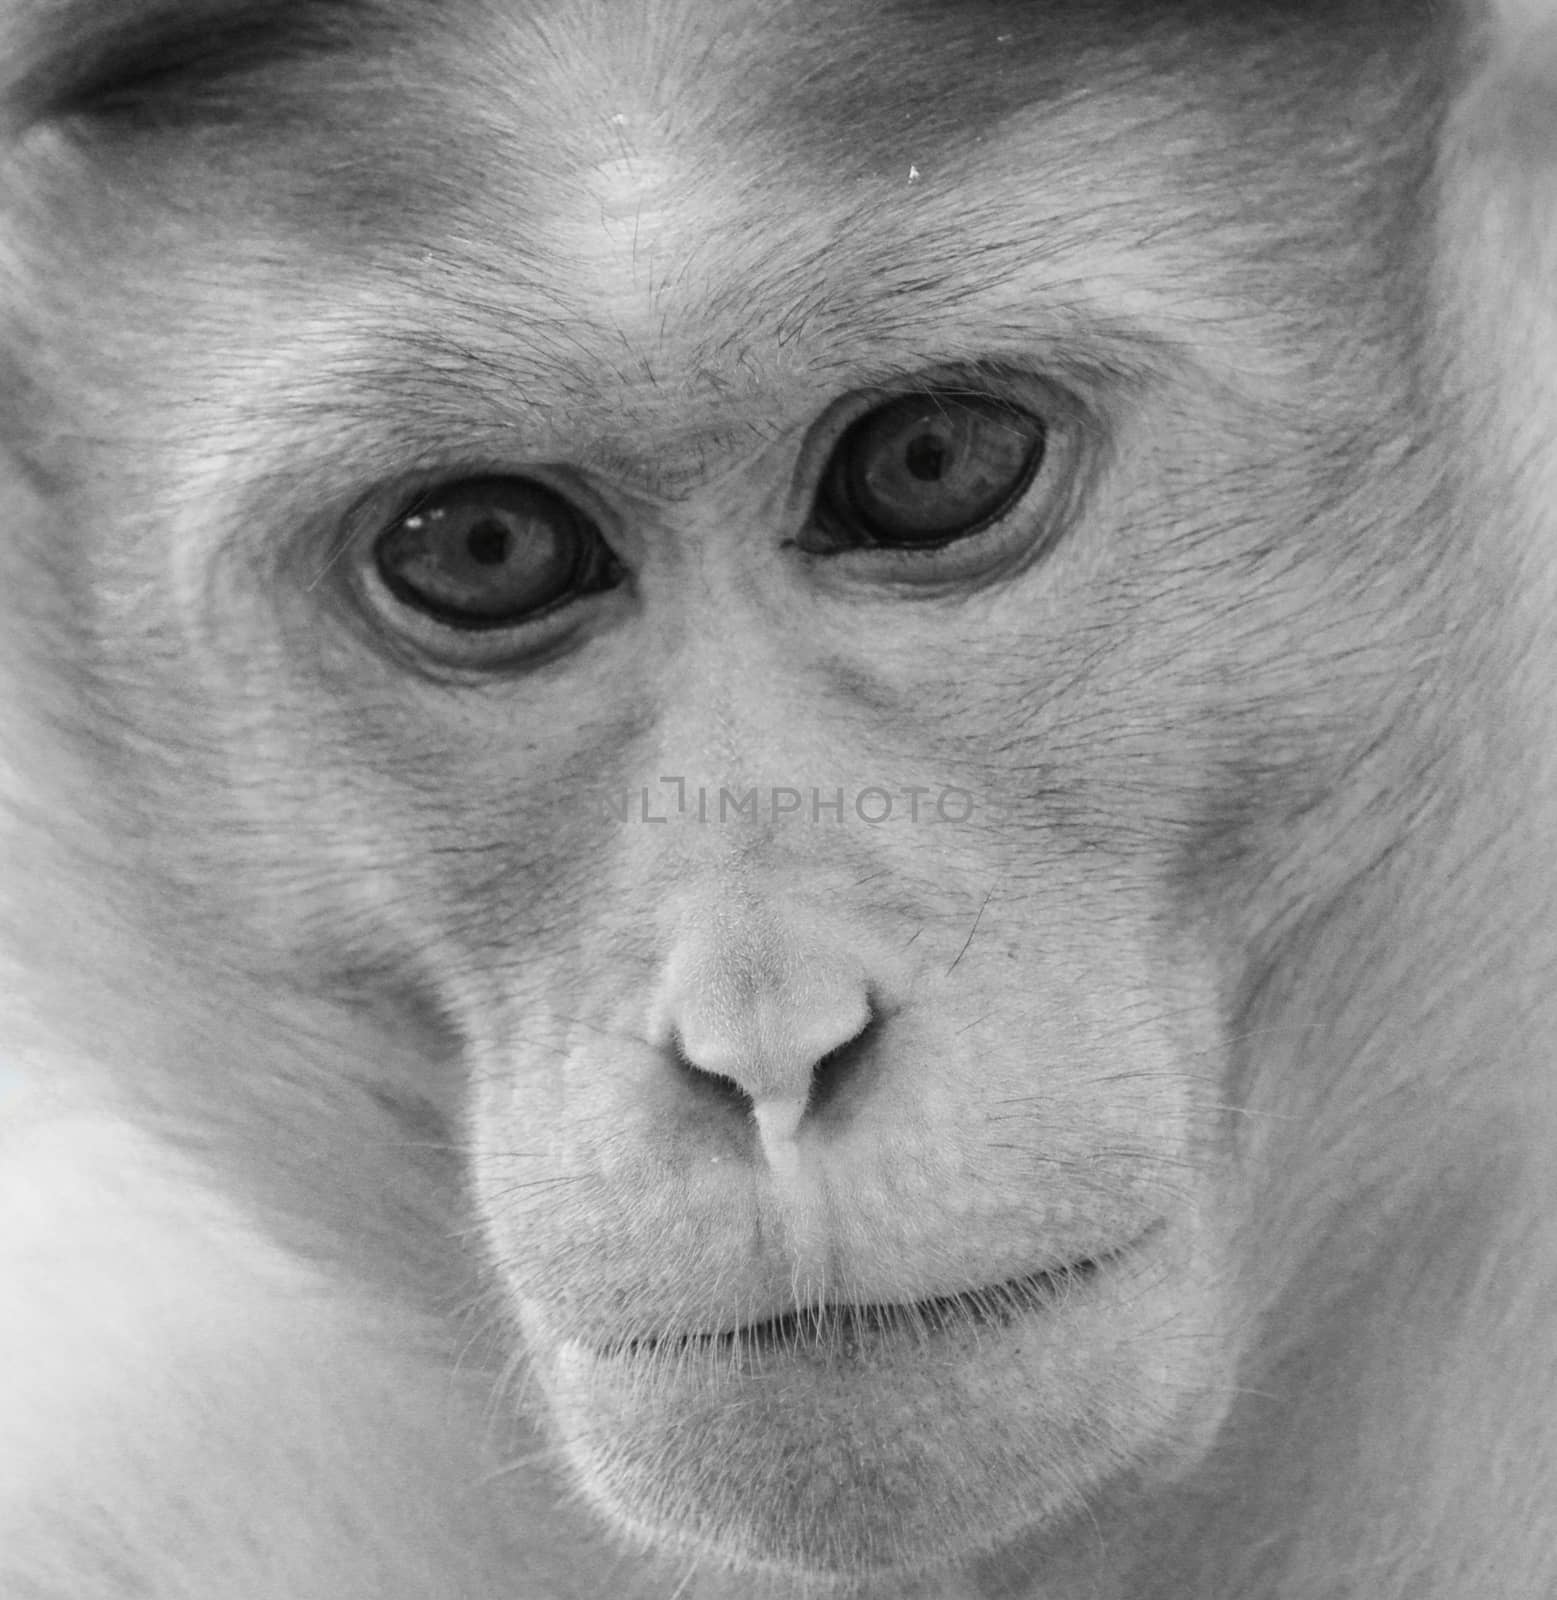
xmin=515 ymin=1223 xmax=1229 ymax=1582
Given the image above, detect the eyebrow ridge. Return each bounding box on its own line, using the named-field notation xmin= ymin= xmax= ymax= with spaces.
xmin=4 ymin=0 xmax=396 ymax=131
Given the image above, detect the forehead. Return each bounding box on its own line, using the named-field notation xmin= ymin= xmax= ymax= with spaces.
xmin=8 ymin=0 xmax=1404 ymax=161
xmin=3 ymin=0 xmax=1435 ymax=478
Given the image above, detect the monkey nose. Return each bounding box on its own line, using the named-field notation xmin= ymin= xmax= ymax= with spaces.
xmin=669 ymin=986 xmax=873 ymax=1106
xmin=653 ymin=931 xmax=876 ymax=1160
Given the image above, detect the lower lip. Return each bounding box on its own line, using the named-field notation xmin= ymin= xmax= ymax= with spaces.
xmin=600 ymin=1252 xmax=1119 ymax=1364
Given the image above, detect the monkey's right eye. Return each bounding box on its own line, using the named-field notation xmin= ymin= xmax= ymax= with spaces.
xmin=369 ymin=476 xmax=622 ymax=635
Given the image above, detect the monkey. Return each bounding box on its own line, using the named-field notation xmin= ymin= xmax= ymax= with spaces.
xmin=0 ymin=0 xmax=1554 ymax=1595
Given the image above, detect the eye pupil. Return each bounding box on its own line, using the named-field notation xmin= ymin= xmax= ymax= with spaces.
xmin=466 ymin=518 xmax=512 ymax=566
xmin=904 ymin=433 xmax=948 ymax=482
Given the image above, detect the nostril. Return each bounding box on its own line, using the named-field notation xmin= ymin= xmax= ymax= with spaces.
xmin=670 ymin=1036 xmax=756 ymax=1113
xmin=805 ymin=1023 xmax=871 ymax=1118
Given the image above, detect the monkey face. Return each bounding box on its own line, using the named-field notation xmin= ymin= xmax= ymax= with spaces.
xmin=3 ymin=0 xmax=1537 ymax=1589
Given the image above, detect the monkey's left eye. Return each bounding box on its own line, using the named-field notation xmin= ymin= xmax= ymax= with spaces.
xmin=813 ymin=394 xmax=1046 ymax=550
xmin=371 ymin=477 xmax=621 ymax=631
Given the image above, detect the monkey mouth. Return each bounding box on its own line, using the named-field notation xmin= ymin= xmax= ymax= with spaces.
xmin=603 ymin=1250 xmax=1123 ymax=1362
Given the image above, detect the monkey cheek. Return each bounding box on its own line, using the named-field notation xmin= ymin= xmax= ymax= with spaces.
xmin=513 ymin=1230 xmax=1232 ymax=1579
